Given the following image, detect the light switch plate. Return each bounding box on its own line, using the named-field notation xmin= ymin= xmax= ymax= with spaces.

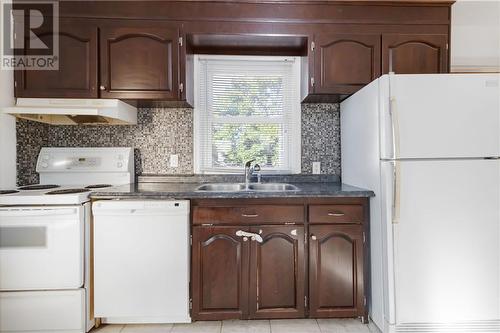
xmin=170 ymin=154 xmax=179 ymax=168
xmin=312 ymin=162 xmax=321 ymax=174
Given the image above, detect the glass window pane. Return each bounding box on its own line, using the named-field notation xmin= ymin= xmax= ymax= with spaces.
xmin=211 ymin=123 xmax=284 ymax=169
xmin=211 ymin=74 xmax=284 ymax=117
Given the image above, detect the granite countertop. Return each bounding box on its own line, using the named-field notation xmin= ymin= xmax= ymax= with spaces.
xmin=89 ymin=174 xmax=374 ymax=199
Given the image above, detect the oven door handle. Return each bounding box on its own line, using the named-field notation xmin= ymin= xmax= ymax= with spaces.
xmin=0 ymin=208 xmax=78 ymax=218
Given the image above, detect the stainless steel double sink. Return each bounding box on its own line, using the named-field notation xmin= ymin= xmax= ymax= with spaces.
xmin=196 ymin=183 xmax=299 ymax=192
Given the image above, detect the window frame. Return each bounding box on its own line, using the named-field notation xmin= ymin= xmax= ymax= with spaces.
xmin=193 ymin=54 xmax=302 ymax=174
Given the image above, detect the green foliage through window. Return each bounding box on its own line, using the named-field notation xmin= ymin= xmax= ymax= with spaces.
xmin=210 ymin=74 xmax=286 ymax=169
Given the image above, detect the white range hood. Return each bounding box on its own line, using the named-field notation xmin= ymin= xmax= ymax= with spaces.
xmin=2 ymin=98 xmax=137 ymax=125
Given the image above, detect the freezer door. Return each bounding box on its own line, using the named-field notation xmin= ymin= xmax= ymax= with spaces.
xmin=380 ymin=74 xmax=500 ymax=159
xmin=390 ymin=159 xmax=500 ymax=325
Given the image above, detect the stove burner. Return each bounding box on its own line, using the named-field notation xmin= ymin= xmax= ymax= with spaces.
xmin=18 ymin=184 xmax=60 ymax=191
xmin=0 ymin=190 xmax=19 ymax=195
xmin=46 ymin=188 xmax=90 ymax=195
xmin=85 ymin=184 xmax=112 ymax=189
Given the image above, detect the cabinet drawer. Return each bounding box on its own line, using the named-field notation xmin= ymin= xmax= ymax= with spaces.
xmin=193 ymin=206 xmax=304 ymax=225
xmin=309 ymin=205 xmax=363 ymax=224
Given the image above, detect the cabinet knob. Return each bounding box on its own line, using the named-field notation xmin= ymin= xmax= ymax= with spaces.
xmin=99 ymin=85 xmax=106 ymax=91
xmin=311 ymin=235 xmax=317 ymax=240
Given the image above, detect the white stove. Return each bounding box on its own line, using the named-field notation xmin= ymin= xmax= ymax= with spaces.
xmin=0 ymin=147 xmax=134 ymax=206
xmin=0 ymin=147 xmax=134 ymax=333
xmin=0 ymin=186 xmax=94 ymax=205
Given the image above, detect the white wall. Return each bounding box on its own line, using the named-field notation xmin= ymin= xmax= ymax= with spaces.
xmin=0 ymin=68 xmax=16 ymax=188
xmin=451 ymin=0 xmax=500 ymax=72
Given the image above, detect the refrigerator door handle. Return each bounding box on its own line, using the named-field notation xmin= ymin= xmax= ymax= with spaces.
xmin=392 ymin=160 xmax=401 ymax=224
xmin=389 ymin=96 xmax=401 ymax=160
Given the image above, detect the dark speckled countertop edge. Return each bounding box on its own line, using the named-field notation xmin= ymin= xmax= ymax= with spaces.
xmin=89 ymin=177 xmax=375 ymax=200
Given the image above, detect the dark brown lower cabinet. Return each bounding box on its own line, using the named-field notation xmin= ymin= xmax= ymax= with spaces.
xmin=309 ymin=225 xmax=365 ymax=319
xmin=248 ymin=226 xmax=305 ymax=319
xmin=191 ymin=225 xmax=306 ymax=320
xmin=191 ymin=226 xmax=249 ymax=320
xmin=191 ymin=199 xmax=369 ymax=322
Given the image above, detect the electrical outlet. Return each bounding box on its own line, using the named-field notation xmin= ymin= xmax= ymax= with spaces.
xmin=170 ymin=154 xmax=179 ymax=168
xmin=312 ymin=162 xmax=321 ymax=174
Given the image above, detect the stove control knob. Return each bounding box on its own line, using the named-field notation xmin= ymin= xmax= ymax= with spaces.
xmin=42 ymin=155 xmax=49 ymax=161
xmin=117 ymin=162 xmax=123 ymax=168
xmin=41 ymin=163 xmax=49 ymax=168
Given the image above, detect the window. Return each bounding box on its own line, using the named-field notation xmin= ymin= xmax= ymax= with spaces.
xmin=194 ymin=55 xmax=301 ymax=173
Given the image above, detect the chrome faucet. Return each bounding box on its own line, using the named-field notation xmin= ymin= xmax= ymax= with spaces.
xmin=244 ymin=159 xmax=256 ymax=188
xmin=254 ymin=164 xmax=261 ymax=183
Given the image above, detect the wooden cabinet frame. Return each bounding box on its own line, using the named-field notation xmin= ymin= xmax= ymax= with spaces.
xmin=191 ymin=226 xmax=250 ymax=320
xmin=14 ymin=18 xmax=98 ymax=98
xmin=313 ymin=33 xmax=381 ymax=95
xmin=190 ymin=197 xmax=370 ymax=322
xmin=382 ymin=33 xmax=449 ymax=74
xmin=99 ymin=21 xmax=181 ymax=100
xmin=15 ymin=1 xmax=451 ymax=100
xmin=248 ymin=225 xmax=306 ymax=319
xmin=309 ymin=224 xmax=365 ymax=318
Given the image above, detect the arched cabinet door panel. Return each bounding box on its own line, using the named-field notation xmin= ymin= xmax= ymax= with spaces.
xmin=314 ymin=33 xmax=381 ymax=94
xmin=309 ymin=225 xmax=364 ymax=318
xmin=100 ymin=22 xmax=180 ymax=99
xmin=191 ymin=226 xmax=249 ymax=320
xmin=248 ymin=226 xmax=306 ymax=319
xmin=382 ymin=34 xmax=448 ymax=74
xmin=15 ymin=18 xmax=98 ymax=98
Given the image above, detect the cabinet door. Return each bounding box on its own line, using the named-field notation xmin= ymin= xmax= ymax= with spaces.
xmin=314 ymin=33 xmax=381 ymax=94
xmin=248 ymin=225 xmax=305 ymax=319
xmin=15 ymin=18 xmax=98 ymax=98
xmin=309 ymin=225 xmax=364 ymax=318
xmin=382 ymin=34 xmax=448 ymax=74
xmin=100 ymin=22 xmax=180 ymax=99
xmin=191 ymin=226 xmax=249 ymax=320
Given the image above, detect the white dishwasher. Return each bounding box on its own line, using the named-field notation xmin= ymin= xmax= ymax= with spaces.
xmin=92 ymin=200 xmax=190 ymax=324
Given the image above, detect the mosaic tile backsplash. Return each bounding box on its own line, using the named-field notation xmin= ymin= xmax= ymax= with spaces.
xmin=16 ymin=104 xmax=340 ymax=186
xmin=301 ymin=103 xmax=340 ymax=175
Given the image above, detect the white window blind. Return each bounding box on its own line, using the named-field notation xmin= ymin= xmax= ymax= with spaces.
xmin=194 ymin=55 xmax=301 ymax=174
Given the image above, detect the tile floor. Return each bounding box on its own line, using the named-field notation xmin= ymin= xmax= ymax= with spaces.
xmin=91 ymin=319 xmax=380 ymax=333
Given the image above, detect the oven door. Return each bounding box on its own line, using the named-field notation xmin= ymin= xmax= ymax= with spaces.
xmin=0 ymin=206 xmax=84 ymax=290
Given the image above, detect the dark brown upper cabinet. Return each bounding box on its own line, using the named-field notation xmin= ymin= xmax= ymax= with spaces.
xmin=248 ymin=225 xmax=305 ymax=319
xmin=100 ymin=22 xmax=181 ymax=100
xmin=15 ymin=18 xmax=98 ymax=98
xmin=191 ymin=226 xmax=249 ymax=321
xmin=313 ymin=33 xmax=381 ymax=95
xmin=309 ymin=224 xmax=365 ymax=319
xmin=13 ymin=2 xmax=451 ymax=101
xmin=382 ymin=34 xmax=448 ymax=74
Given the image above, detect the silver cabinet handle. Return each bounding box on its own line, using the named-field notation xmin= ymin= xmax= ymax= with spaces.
xmin=99 ymin=85 xmax=106 ymax=91
xmin=327 ymin=212 xmax=345 ymax=217
xmin=311 ymin=235 xmax=317 ymax=240
xmin=241 ymin=214 xmax=258 ymax=218
xmin=235 ymin=230 xmax=263 ymax=243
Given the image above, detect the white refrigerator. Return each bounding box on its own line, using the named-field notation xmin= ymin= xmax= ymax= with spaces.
xmin=341 ymin=74 xmax=500 ymax=333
